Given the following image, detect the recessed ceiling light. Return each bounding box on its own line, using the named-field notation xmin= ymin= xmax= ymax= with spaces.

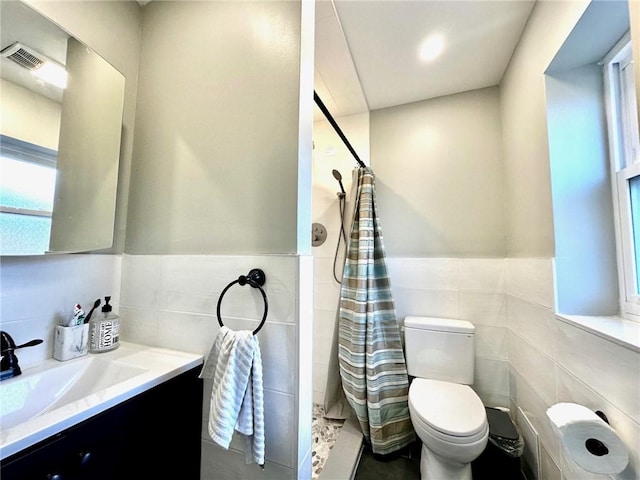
xmin=419 ymin=34 xmax=444 ymax=62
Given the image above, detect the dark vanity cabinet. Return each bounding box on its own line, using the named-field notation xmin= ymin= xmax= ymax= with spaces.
xmin=1 ymin=366 xmax=203 ymax=480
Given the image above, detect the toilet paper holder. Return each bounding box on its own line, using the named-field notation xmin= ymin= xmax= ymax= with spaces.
xmin=587 ymin=411 xmax=610 ymax=457
xmin=546 ymin=403 xmax=629 ymax=475
xmin=594 ymin=410 xmax=609 ymax=424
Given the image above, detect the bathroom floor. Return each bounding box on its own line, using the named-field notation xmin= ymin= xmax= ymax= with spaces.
xmin=312 ymin=403 xmax=346 ymax=479
xmin=355 ymin=439 xmax=527 ymax=480
xmin=354 ymin=441 xmax=421 ymax=480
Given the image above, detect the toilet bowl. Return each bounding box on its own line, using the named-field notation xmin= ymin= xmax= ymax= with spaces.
xmin=409 ymin=378 xmax=489 ymax=480
xmin=403 ymin=316 xmax=489 ymax=480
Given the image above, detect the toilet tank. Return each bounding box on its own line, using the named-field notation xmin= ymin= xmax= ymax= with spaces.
xmin=404 ymin=316 xmax=475 ymax=384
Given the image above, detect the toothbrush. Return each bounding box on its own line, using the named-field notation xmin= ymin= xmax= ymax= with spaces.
xmin=84 ymin=298 xmax=101 ymax=324
xmin=71 ymin=304 xmax=85 ymax=326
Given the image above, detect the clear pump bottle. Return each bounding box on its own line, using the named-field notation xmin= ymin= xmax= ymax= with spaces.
xmin=89 ymin=296 xmax=120 ymax=353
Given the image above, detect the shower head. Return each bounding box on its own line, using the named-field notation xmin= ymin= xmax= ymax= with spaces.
xmin=332 ymin=169 xmax=346 ymax=196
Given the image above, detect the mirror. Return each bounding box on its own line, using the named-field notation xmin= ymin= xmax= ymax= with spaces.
xmin=0 ymin=1 xmax=125 ymax=255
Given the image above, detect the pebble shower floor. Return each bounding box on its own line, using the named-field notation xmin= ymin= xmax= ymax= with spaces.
xmin=312 ymin=404 xmax=345 ymax=479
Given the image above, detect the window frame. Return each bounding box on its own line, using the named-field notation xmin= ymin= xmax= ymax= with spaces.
xmin=603 ymin=32 xmax=640 ymax=320
xmin=0 ymin=135 xmax=57 ymax=218
xmin=0 ymin=135 xmax=58 ymax=255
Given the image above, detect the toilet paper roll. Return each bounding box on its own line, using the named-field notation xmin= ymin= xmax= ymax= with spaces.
xmin=546 ymin=403 xmax=628 ymax=475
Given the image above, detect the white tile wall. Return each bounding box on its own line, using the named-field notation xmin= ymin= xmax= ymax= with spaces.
xmin=475 ymin=357 xmax=511 ymax=407
xmin=119 ymin=254 xmax=306 ymax=479
xmin=507 ymin=295 xmax=556 ymax=358
xmin=506 ymin=258 xmax=555 ymax=309
xmin=506 ymin=258 xmax=640 ymax=480
xmin=200 ymin=442 xmax=294 ymax=479
xmin=509 ymin=332 xmax=557 ymax=405
xmin=312 ymin=256 xmax=512 ymax=408
xmin=297 ymin=255 xmax=314 ymax=479
xmin=0 ymin=254 xmax=121 ymax=369
xmin=6 ymin=253 xmax=637 ymax=480
xmin=554 ymin=319 xmax=640 ymax=423
xmin=517 ymin=406 xmax=541 ymax=480
xmin=539 ymin=446 xmax=562 ymax=480
xmin=201 ymin=379 xmax=296 ymax=468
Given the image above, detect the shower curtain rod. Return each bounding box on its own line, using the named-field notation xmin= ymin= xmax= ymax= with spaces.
xmin=314 ymin=91 xmax=366 ymax=168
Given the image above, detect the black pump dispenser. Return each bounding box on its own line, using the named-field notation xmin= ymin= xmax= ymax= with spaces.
xmin=102 ymin=296 xmax=113 ymax=313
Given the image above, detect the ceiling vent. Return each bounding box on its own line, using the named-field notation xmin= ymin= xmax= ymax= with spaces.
xmin=1 ymin=42 xmax=46 ymax=71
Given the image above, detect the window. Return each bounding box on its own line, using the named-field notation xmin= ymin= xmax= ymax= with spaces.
xmin=603 ymin=32 xmax=640 ymax=319
xmin=0 ymin=135 xmax=57 ymax=255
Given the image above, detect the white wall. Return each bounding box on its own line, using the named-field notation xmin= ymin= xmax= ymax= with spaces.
xmin=0 ymin=79 xmax=61 ymax=149
xmin=127 ymin=1 xmax=303 ymax=255
xmin=546 ymin=65 xmax=618 ymax=315
xmin=371 ymin=86 xmax=506 ymax=257
xmin=500 ymin=1 xmax=589 ymax=258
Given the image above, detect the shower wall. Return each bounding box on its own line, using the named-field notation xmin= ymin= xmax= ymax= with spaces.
xmin=312 ymin=112 xmax=369 ymax=404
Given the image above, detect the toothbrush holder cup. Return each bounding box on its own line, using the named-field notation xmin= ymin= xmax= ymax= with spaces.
xmin=53 ymin=324 xmax=90 ymax=361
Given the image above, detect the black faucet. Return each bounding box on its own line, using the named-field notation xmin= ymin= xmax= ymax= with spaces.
xmin=0 ymin=331 xmax=43 ymax=381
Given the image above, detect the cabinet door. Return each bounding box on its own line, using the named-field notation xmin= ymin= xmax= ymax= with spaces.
xmin=120 ymin=366 xmax=203 ymax=479
xmin=1 ymin=433 xmax=70 ymax=480
xmin=0 ymin=366 xmax=202 ymax=480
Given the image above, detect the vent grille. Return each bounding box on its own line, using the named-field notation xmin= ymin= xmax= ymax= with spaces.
xmin=1 ymin=42 xmax=46 ymax=71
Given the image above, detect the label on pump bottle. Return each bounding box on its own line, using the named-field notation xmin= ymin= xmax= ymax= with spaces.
xmin=90 ymin=317 xmax=120 ymax=352
xmin=97 ymin=320 xmax=119 ymax=349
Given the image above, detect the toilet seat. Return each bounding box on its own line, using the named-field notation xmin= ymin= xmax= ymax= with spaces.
xmin=409 ymin=378 xmax=488 ymax=444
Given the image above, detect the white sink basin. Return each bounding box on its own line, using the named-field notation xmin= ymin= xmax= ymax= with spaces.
xmin=0 ymin=357 xmax=146 ymax=429
xmin=0 ymin=342 xmax=203 ymax=460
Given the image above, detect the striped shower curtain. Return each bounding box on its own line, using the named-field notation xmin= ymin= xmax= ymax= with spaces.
xmin=338 ymin=167 xmax=415 ymax=455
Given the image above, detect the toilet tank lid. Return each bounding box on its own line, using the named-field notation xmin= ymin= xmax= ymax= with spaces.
xmin=404 ymin=316 xmax=474 ymax=333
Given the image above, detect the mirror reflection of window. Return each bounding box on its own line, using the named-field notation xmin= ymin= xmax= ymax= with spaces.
xmin=0 ymin=135 xmax=57 ymax=255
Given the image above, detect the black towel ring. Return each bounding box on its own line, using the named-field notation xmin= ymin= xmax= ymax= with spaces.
xmin=217 ymin=268 xmax=268 ymax=335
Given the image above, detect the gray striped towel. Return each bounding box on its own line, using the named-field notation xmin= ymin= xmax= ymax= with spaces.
xmin=199 ymin=326 xmax=265 ymax=466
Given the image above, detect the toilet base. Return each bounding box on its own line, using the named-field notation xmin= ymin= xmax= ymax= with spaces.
xmin=420 ymin=443 xmax=472 ymax=480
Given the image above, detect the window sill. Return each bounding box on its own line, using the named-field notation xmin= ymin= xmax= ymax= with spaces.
xmin=556 ymin=313 xmax=640 ymax=353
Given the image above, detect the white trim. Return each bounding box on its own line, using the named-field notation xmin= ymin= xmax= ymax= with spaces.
xmin=0 ymin=206 xmax=52 ymax=218
xmin=616 ymin=168 xmax=640 ymax=316
xmin=603 ymin=32 xmax=640 ymax=321
xmin=556 ymin=313 xmax=640 ymax=353
xmin=601 ymin=31 xmax=632 ymax=66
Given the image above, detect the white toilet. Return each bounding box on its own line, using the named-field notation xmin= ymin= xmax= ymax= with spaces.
xmin=404 ymin=316 xmax=489 ymax=480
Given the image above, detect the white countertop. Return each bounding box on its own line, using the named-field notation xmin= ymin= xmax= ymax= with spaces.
xmin=0 ymin=342 xmax=203 ymax=460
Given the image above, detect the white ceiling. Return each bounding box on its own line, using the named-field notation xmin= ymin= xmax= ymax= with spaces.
xmin=315 ymin=0 xmax=536 ymax=117
xmin=139 ymin=0 xmax=534 ymax=118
